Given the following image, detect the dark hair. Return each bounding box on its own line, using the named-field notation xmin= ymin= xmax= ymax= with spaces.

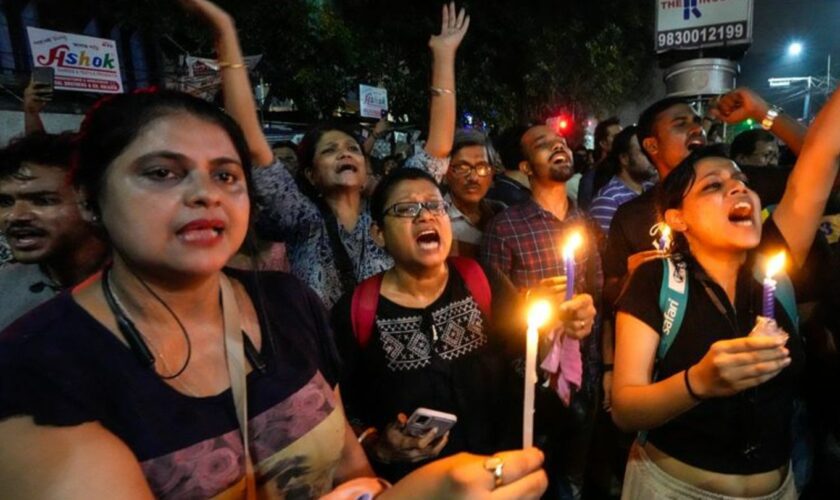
xmin=74 ymin=89 xmax=254 ymax=215
xmin=637 ymin=97 xmax=689 ymax=142
xmin=656 ymin=144 xmax=730 ymax=254
xmin=451 ymin=129 xmax=502 ymax=172
xmin=594 ymin=116 xmax=620 ymax=158
xmin=0 ymin=132 xmax=77 ymax=180
xmin=370 ymin=168 xmax=441 ymax=226
xmin=294 ymin=123 xmax=364 ymax=197
xmin=495 ymin=125 xmax=530 ymax=171
xmin=730 ymin=129 xmax=775 ymax=162
xmin=296 ymin=123 xmax=362 ymax=173
xmin=594 ymin=125 xmax=640 ymax=194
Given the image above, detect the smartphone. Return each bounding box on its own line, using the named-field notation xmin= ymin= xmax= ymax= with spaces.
xmin=31 ymin=66 xmax=54 ymax=93
xmin=405 ymin=408 xmax=457 ymax=437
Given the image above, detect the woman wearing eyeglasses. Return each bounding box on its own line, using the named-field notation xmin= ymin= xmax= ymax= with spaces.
xmin=179 ymin=0 xmax=469 ymax=309
xmin=444 ymin=129 xmax=507 ymax=259
xmin=330 ymin=167 xmax=512 ymax=482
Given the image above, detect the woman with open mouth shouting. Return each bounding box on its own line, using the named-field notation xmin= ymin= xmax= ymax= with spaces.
xmin=179 ymin=0 xmax=468 ymax=309
xmin=330 ymin=167 xmax=510 ymax=483
xmin=611 ymin=85 xmax=840 ymax=498
xmin=0 ymin=89 xmax=547 ymax=500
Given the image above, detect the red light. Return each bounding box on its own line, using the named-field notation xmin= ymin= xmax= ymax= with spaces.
xmin=559 ymin=119 xmax=569 ymax=130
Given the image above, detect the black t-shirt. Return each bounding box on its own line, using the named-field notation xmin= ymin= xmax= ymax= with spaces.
xmin=616 ymin=220 xmax=805 ymax=474
xmin=0 ymin=270 xmax=347 ymax=498
xmin=603 ymin=188 xmax=658 ymax=282
xmin=331 ymin=270 xmax=509 ymax=481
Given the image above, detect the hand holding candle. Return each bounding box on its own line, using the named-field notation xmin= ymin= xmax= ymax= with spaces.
xmin=523 ymin=299 xmax=552 ymax=448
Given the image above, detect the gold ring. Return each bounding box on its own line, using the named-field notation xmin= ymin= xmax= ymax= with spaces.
xmin=483 ymin=456 xmax=504 ymax=488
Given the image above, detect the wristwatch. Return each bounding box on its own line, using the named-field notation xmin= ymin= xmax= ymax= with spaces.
xmin=761 ymin=106 xmax=782 ymax=130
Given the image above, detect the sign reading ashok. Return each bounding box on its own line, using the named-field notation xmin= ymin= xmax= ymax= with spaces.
xmin=27 ymin=27 xmax=123 ymax=93
xmin=655 ymin=0 xmax=753 ymax=53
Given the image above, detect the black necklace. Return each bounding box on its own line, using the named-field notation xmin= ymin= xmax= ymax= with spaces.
xmin=102 ymin=267 xmax=192 ymax=379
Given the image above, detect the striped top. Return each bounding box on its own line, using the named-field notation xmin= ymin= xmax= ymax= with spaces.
xmin=589 ymin=175 xmax=653 ymax=234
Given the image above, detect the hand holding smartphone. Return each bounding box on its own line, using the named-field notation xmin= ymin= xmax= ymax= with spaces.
xmin=405 ymin=408 xmax=457 ymax=438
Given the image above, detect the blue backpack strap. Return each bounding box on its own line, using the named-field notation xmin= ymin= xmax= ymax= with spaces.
xmin=751 ymin=264 xmax=799 ymax=334
xmin=640 ymin=258 xmax=689 ymax=446
xmin=658 ymin=258 xmax=689 ymax=361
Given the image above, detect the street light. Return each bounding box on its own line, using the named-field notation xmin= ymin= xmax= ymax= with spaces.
xmin=788 ymin=41 xmax=804 ymax=57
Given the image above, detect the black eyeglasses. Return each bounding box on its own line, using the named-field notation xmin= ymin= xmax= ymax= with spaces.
xmin=450 ymin=162 xmax=494 ymax=177
xmin=383 ymin=200 xmax=449 ymax=218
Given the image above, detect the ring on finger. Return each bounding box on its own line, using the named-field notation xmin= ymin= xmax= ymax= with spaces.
xmin=483 ymin=456 xmax=504 ymax=488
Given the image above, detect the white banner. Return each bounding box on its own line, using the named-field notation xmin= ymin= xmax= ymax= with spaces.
xmin=359 ymin=84 xmax=388 ymax=119
xmin=27 ymin=27 xmax=123 ymax=93
xmin=170 ymin=55 xmax=262 ymax=101
xmin=655 ymin=0 xmax=753 ymax=53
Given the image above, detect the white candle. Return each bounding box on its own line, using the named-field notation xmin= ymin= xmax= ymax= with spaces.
xmin=524 ymin=299 xmax=551 ymax=448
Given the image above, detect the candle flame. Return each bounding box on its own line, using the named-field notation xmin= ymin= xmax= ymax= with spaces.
xmin=527 ymin=299 xmax=552 ymax=329
xmin=562 ymin=231 xmax=583 ymax=260
xmin=765 ymin=252 xmax=786 ymax=279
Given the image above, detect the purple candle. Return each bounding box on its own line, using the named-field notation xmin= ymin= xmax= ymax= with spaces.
xmin=562 ymin=232 xmax=582 ymax=301
xmin=762 ymin=252 xmax=786 ymax=319
xmin=762 ymin=278 xmax=776 ymax=319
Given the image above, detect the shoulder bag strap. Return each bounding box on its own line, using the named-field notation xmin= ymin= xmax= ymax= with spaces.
xmin=220 ymin=275 xmax=257 ymax=500
xmin=448 ymin=256 xmax=492 ymax=320
xmin=315 ymin=201 xmax=358 ymax=297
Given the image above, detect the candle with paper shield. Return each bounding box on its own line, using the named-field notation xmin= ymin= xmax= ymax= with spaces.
xmin=762 ymin=252 xmax=785 ymax=319
xmin=562 ymin=231 xmax=583 ymax=301
xmin=523 ymin=299 xmax=551 ymax=448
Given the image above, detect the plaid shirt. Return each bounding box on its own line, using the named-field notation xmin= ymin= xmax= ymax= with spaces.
xmin=481 ymin=198 xmax=604 ymax=390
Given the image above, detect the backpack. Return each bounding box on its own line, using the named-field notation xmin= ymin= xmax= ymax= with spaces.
xmin=656 ymin=256 xmax=799 ymax=363
xmin=637 ymin=256 xmax=799 ymax=445
xmin=350 ymin=256 xmax=492 ymax=348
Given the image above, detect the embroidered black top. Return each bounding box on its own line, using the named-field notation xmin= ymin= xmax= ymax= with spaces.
xmin=331 ymin=270 xmax=509 ymax=481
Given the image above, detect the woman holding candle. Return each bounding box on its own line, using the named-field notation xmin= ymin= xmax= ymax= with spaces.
xmin=0 ymin=90 xmax=547 ymax=499
xmin=612 ymin=85 xmax=840 ymax=498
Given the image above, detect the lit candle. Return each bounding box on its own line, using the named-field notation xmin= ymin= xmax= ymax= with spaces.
xmin=762 ymin=252 xmax=786 ymax=319
xmin=562 ymin=231 xmax=583 ymax=301
xmin=524 ymin=299 xmax=552 ymax=448
xmin=658 ymin=224 xmax=672 ymax=253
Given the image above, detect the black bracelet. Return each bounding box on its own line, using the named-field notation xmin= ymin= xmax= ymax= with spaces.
xmin=684 ymin=366 xmax=703 ymax=402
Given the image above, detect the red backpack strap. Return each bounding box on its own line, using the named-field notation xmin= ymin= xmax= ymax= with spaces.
xmin=448 ymin=256 xmax=492 ymax=320
xmin=350 ymin=272 xmax=384 ymax=349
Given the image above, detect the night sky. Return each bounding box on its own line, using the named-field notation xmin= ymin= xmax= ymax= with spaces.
xmin=739 ymin=0 xmax=840 ymax=117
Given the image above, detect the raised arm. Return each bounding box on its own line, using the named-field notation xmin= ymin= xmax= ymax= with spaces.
xmin=23 ymin=79 xmax=49 ymax=135
xmin=424 ymin=2 xmax=469 ymax=159
xmin=772 ymin=86 xmax=840 ymax=267
xmin=178 ymin=0 xmax=275 ymax=167
xmin=710 ymin=87 xmax=807 ymax=156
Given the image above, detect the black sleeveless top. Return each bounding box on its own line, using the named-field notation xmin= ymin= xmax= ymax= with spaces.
xmin=617 ymin=219 xmax=805 ymax=474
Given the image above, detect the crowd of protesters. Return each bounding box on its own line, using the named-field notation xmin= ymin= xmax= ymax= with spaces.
xmin=0 ymin=0 xmax=839 ymax=499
